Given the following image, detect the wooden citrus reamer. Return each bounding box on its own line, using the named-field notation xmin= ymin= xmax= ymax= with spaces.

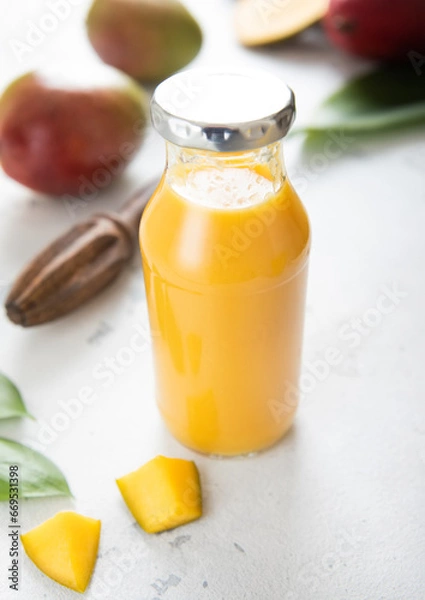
xmin=5 ymin=179 xmax=159 ymax=327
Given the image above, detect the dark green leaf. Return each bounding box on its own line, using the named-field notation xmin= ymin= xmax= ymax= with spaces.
xmin=303 ymin=65 xmax=425 ymax=133
xmin=0 ymin=373 xmax=33 ymax=420
xmin=0 ymin=438 xmax=72 ymax=500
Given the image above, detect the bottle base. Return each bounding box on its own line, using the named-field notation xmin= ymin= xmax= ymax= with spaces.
xmin=160 ymin=410 xmax=296 ymax=458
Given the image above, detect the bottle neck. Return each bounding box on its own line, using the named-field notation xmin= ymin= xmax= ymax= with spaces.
xmin=164 ymin=140 xmax=287 ymax=208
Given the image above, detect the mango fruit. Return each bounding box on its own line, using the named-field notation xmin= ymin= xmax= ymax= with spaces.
xmin=324 ymin=0 xmax=425 ymax=60
xmin=86 ymin=0 xmax=203 ymax=82
xmin=116 ymin=455 xmax=202 ymax=533
xmin=21 ymin=511 xmax=101 ymax=593
xmin=235 ymin=0 xmax=329 ymax=47
xmin=0 ymin=64 xmax=147 ymax=196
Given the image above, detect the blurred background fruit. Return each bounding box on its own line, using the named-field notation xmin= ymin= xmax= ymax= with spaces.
xmin=0 ymin=64 xmax=147 ymax=196
xmin=86 ymin=0 xmax=202 ymax=82
xmin=234 ymin=0 xmax=329 ymax=47
xmin=324 ymin=0 xmax=425 ymax=60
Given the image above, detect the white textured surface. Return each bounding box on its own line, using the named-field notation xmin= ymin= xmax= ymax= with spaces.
xmin=1 ymin=1 xmax=425 ymax=599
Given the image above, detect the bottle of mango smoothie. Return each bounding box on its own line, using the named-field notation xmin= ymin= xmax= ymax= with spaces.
xmin=140 ymin=68 xmax=310 ymax=456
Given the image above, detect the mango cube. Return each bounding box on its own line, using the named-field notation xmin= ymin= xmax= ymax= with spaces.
xmin=21 ymin=511 xmax=101 ymax=593
xmin=116 ymin=455 xmax=202 ymax=533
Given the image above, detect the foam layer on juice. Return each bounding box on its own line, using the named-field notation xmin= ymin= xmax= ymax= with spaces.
xmin=172 ymin=167 xmax=276 ymax=209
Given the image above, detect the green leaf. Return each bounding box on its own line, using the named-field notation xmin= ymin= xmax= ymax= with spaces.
xmin=0 ymin=373 xmax=34 ymax=420
xmin=0 ymin=438 xmax=72 ymax=500
xmin=303 ymin=65 xmax=425 ymax=134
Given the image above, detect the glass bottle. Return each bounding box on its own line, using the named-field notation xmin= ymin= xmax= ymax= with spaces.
xmin=140 ymin=68 xmax=310 ymax=456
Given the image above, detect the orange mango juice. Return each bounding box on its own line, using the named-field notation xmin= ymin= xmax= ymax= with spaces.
xmin=140 ymin=165 xmax=310 ymax=455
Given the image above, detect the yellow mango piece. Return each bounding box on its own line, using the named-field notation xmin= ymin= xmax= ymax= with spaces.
xmin=117 ymin=455 xmax=202 ymax=533
xmin=21 ymin=511 xmax=101 ymax=593
xmin=235 ymin=0 xmax=329 ymax=47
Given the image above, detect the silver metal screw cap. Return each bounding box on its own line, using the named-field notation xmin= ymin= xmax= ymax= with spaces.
xmin=150 ymin=67 xmax=296 ymax=153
